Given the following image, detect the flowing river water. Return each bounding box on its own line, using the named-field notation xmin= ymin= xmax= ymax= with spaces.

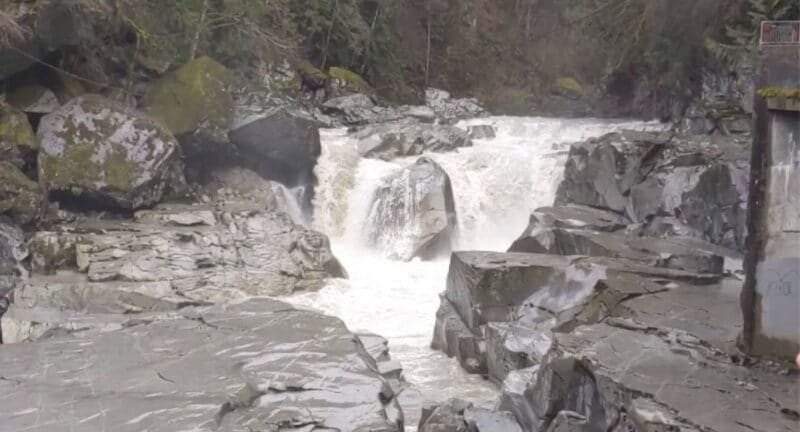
xmin=289 ymin=116 xmax=661 ymax=414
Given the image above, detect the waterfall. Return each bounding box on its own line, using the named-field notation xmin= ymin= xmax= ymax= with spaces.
xmin=290 ymin=116 xmax=663 ymax=409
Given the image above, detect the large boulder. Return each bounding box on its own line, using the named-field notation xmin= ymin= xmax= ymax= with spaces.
xmin=366 ymin=157 xmax=457 ymax=260
xmin=356 ymin=123 xmax=472 ymax=160
xmin=555 ymin=131 xmax=749 ymax=249
xmin=229 ymin=107 xmax=322 ymax=208
xmin=0 ymin=161 xmax=42 ymax=224
xmin=0 ymin=108 xmax=37 ymax=170
xmin=144 ymin=56 xmax=234 ymax=156
xmin=0 ymin=298 xmax=404 ymax=431
xmin=37 ymin=95 xmax=184 ymax=210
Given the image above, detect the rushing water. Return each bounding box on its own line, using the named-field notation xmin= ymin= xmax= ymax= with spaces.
xmin=289 ymin=116 xmax=661 ymax=410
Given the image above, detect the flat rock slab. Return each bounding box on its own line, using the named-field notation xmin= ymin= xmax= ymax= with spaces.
xmin=0 ymin=298 xmax=402 ymax=432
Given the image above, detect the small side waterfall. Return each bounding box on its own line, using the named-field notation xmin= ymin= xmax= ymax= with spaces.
xmin=290 ymin=116 xmax=663 ymax=408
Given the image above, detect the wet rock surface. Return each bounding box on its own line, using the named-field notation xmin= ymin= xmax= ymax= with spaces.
xmin=355 ymin=122 xmax=472 ymax=161
xmin=322 ymin=93 xmax=436 ymax=125
xmin=0 ymin=298 xmax=403 ymax=432
xmin=556 ymin=130 xmax=749 ymax=249
xmin=366 ymin=157 xmax=458 ymax=260
xmin=229 ymin=107 xmax=323 ymax=195
xmin=432 ymin=248 xmax=799 ymax=431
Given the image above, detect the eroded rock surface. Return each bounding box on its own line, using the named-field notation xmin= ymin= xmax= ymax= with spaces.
xmin=3 ymin=200 xmax=345 ymax=343
xmin=366 ymin=157 xmax=457 ymax=260
xmin=0 ymin=298 xmax=403 ymax=432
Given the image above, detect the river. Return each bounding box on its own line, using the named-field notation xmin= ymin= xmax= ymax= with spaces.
xmin=289 ymin=116 xmax=661 ymax=415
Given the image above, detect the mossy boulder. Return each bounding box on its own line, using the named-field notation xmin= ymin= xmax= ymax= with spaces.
xmin=328 ymin=67 xmax=371 ymax=96
xmin=0 ymin=161 xmax=42 ymax=224
xmin=144 ymin=56 xmax=235 ymax=153
xmin=0 ymin=109 xmax=37 ymax=169
xmin=556 ymin=77 xmax=584 ymax=95
xmin=37 ymin=95 xmax=184 ymax=210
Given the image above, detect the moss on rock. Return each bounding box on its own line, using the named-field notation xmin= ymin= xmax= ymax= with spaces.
xmin=556 ymin=77 xmax=584 ymax=96
xmin=0 ymin=160 xmax=41 ymax=223
xmin=296 ymin=61 xmax=329 ymax=83
xmin=0 ymin=109 xmax=37 ymax=153
xmin=329 ymin=67 xmax=369 ymax=92
xmin=144 ymin=56 xmax=234 ymax=140
xmin=38 ymin=94 xmax=183 ymax=209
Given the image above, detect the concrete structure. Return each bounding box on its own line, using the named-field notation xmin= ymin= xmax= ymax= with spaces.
xmin=741 ymin=21 xmax=800 ymax=360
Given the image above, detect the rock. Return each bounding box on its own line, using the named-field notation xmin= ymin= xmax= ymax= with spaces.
xmin=556 ymin=131 xmax=749 ymax=249
xmin=328 ymin=66 xmax=372 ymax=97
xmin=463 ymin=407 xmax=523 ymax=432
xmin=509 ymin=205 xmax=629 ymax=247
xmin=0 ymin=108 xmax=37 ymax=170
xmin=0 ymin=220 xmax=25 ymax=299
xmin=0 ymin=298 xmax=404 ymax=431
xmin=0 ymin=161 xmax=42 ymax=224
xmin=509 ymin=215 xmax=728 ymax=275
xmin=0 ymin=219 xmax=25 ymax=343
xmin=201 ymin=167 xmax=308 ymax=224
xmin=433 ymin=250 xmax=725 ymax=378
xmin=229 ymin=107 xmax=322 ymax=209
xmin=555 ymin=139 xmax=629 ymax=212
xmin=466 ymin=124 xmax=496 ymax=139
xmin=662 ymin=163 xmax=743 ymax=246
xmin=366 ymin=157 xmax=457 ymax=260
xmin=323 ymin=93 xmax=381 ymax=124
xmin=419 ymin=399 xmax=471 ymax=432
xmin=425 ymin=88 xmax=486 ymax=121
xmin=23 ymin=202 xmax=345 ymax=307
xmin=144 ymin=56 xmax=234 ymax=156
xmin=508 ymin=322 xmax=799 ymax=432
xmin=37 ymin=95 xmax=184 ymax=210
xmin=322 ymin=93 xmax=437 ymax=125
xmin=356 ymin=123 xmax=472 ymax=161
xmin=7 ymin=84 xmax=60 ymax=114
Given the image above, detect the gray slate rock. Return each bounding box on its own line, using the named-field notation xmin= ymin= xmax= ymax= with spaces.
xmin=355 ymin=123 xmax=472 ymax=161
xmin=463 ymin=407 xmax=523 ymax=432
xmin=229 ymin=108 xmax=322 ymax=202
xmin=425 ymin=88 xmax=486 ymax=122
xmin=0 ymin=298 xmax=404 ymax=432
xmin=366 ymin=157 xmax=457 ymax=260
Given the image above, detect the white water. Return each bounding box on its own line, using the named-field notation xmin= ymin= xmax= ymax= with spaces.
xmin=290 ymin=116 xmax=662 ymax=407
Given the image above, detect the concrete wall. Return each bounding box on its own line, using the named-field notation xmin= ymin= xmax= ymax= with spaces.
xmin=741 ymin=40 xmax=800 ymax=360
